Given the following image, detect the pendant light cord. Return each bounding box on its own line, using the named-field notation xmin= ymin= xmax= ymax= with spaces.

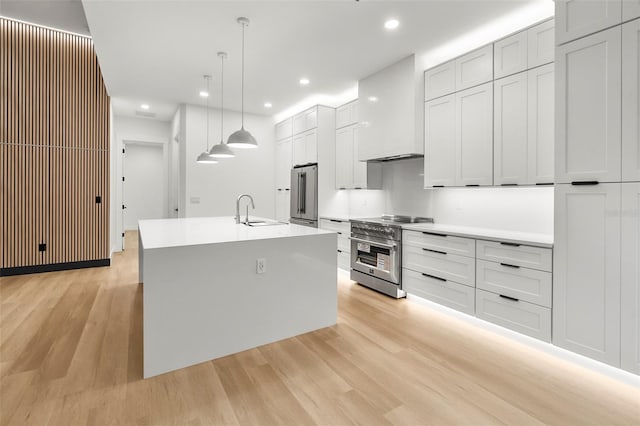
xmin=206 ymin=76 xmax=210 ymax=150
xmin=241 ymin=21 xmax=245 ymax=129
xmin=220 ymin=54 xmax=224 ymax=143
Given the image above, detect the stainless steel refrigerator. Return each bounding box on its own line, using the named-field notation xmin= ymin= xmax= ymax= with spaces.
xmin=290 ymin=164 xmax=318 ymax=228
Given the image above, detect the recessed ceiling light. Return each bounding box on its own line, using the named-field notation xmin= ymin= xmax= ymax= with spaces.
xmin=264 ymin=102 xmax=272 ymax=108
xmin=140 ymin=104 xmax=150 ymax=110
xmin=384 ymin=19 xmax=399 ymax=30
xmin=368 ymin=96 xmax=378 ymax=102
xmin=299 ymin=78 xmax=310 ymax=86
xmin=199 ymin=91 xmax=209 ymax=98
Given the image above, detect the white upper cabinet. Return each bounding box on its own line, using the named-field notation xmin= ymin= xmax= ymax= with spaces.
xmin=455 ymin=45 xmax=494 ymax=90
xmin=455 ymin=82 xmax=494 ymax=186
xmin=621 ymin=182 xmax=640 ymax=374
xmin=494 ymin=31 xmax=528 ymax=79
xmin=275 ymin=138 xmax=292 ymax=189
xmin=275 ymin=118 xmax=292 ymax=141
xmin=494 ymin=72 xmax=528 ymax=185
xmin=424 ymin=61 xmax=456 ymax=101
xmin=335 ymin=127 xmax=354 ymax=189
xmin=424 ymin=94 xmax=456 ymax=187
xmin=556 ymin=0 xmax=623 ymax=45
xmin=528 ymin=19 xmax=555 ymax=68
xmin=622 ymin=19 xmax=640 ymax=182
xmin=352 ymin=127 xmax=381 ymax=189
xmin=528 ymin=63 xmax=555 ymax=184
xmin=293 ymin=107 xmax=317 ymax=135
xmin=336 ymin=100 xmax=359 ymax=129
xmin=556 ymin=27 xmax=622 ymax=183
xmin=623 ymin=0 xmax=640 ymax=20
xmin=292 ymin=129 xmax=317 ymax=167
xmin=553 ymin=183 xmax=622 ymax=367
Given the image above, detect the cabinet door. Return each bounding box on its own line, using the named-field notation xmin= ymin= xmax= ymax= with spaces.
xmin=528 ymin=19 xmax=555 ymax=68
xmin=304 ymin=129 xmax=317 ymax=165
xmin=494 ymin=31 xmax=528 ymax=79
xmin=424 ymin=95 xmax=456 ymax=187
xmin=622 ymin=19 xmax=640 ymax=182
xmin=336 ymin=101 xmax=357 ymax=129
xmin=424 ymin=61 xmax=456 ymax=101
xmin=276 ymin=138 xmax=292 ymax=189
xmin=275 ymin=190 xmax=290 ymax=222
xmin=335 ymin=127 xmax=354 ymax=189
xmin=293 ymin=113 xmax=306 ymax=136
xmin=292 ymin=134 xmax=306 ymax=167
xmin=305 ymin=108 xmax=318 ymax=131
xmin=556 ymin=27 xmax=622 ymax=183
xmin=494 ymin=72 xmax=528 ymax=185
xmin=275 ymin=118 xmax=292 ymax=141
xmin=623 ymin=0 xmax=640 ymax=20
xmin=621 ymin=183 xmax=640 ymax=374
xmin=455 ymin=45 xmax=493 ymax=90
xmin=556 ymin=0 xmax=622 ymax=45
xmin=455 ymin=82 xmax=493 ymax=186
xmin=527 ymin=63 xmax=555 ymax=184
xmin=553 ymin=183 xmax=621 ymax=366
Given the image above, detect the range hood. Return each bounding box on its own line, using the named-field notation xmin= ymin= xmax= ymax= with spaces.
xmin=357 ymin=55 xmax=424 ymax=162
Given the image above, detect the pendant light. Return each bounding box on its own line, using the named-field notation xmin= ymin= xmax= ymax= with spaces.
xmin=227 ymin=17 xmax=257 ymax=149
xmin=208 ymin=52 xmax=235 ymax=158
xmin=196 ymin=75 xmax=218 ymax=163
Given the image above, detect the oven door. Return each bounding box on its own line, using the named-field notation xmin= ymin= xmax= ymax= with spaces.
xmin=350 ymin=233 xmax=400 ymax=284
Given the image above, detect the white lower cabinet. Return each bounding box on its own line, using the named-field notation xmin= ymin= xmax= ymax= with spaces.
xmin=476 ymin=289 xmax=551 ymax=342
xmin=404 ymin=230 xmax=475 ymax=258
xmin=476 ymin=259 xmax=552 ymax=308
xmin=403 ymin=244 xmax=476 ymax=287
xmin=476 ymin=240 xmax=552 ymax=272
xmin=553 ymin=183 xmax=621 ymax=366
xmin=319 ymin=219 xmax=351 ymax=271
xmin=403 ymin=268 xmax=475 ymax=315
xmin=622 ymin=18 xmax=640 ymax=182
xmin=621 ymin=183 xmax=640 ymax=374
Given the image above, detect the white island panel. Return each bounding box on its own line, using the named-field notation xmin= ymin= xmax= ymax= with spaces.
xmin=139 ymin=217 xmax=337 ymax=378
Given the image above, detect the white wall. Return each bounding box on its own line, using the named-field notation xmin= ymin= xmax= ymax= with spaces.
xmin=109 ymin=104 xmax=117 ymax=256
xmin=123 ymin=143 xmax=165 ymax=230
xmin=112 ymin=115 xmax=171 ymax=251
xmin=181 ymin=104 xmax=276 ymax=219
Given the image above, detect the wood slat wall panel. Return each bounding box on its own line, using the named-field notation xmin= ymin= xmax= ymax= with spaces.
xmin=1 ymin=18 xmax=110 ymax=270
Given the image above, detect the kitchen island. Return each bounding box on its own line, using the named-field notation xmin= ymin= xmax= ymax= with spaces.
xmin=138 ymin=217 xmax=337 ymax=378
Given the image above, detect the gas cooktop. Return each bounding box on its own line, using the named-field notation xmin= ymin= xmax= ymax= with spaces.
xmin=351 ymin=215 xmax=434 ymax=226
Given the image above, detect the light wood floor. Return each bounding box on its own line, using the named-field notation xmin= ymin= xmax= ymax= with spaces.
xmin=1 ymin=232 xmax=638 ymax=425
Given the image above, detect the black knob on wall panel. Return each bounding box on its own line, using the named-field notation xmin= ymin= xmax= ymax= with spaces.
xmin=38 ymin=243 xmax=46 ymax=252
xmin=95 ymin=196 xmax=102 ymax=204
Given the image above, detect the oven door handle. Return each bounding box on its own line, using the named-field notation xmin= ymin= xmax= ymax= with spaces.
xmin=349 ymin=237 xmax=397 ymax=250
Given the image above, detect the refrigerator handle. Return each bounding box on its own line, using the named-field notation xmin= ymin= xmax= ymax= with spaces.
xmin=297 ymin=173 xmax=301 ymax=214
xmin=300 ymin=172 xmax=306 ymax=214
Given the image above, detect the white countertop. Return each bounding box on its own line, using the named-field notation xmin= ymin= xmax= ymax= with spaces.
xmin=401 ymin=223 xmax=553 ymax=248
xmin=138 ymin=217 xmax=334 ymax=250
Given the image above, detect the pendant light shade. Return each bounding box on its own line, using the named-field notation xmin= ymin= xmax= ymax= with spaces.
xmin=196 ymin=75 xmax=218 ymax=164
xmin=227 ymin=17 xmax=257 ymax=149
xmin=209 ymin=52 xmax=236 ymax=158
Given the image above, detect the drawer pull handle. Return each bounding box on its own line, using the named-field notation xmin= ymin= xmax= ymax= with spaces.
xmin=500 ymin=183 xmax=518 ymax=187
xmin=499 ymin=294 xmax=519 ymax=302
xmin=432 ymin=185 xmax=444 ymax=188
xmin=500 ymin=263 xmax=520 ymax=269
xmin=465 ymin=184 xmax=480 ymax=187
xmin=337 ymin=232 xmax=342 ymax=235
xmin=422 ymin=232 xmax=447 ymax=238
xmin=535 ymin=182 xmax=553 ymax=186
xmin=422 ymin=248 xmax=447 ymax=255
xmin=499 ymin=242 xmax=520 ymax=247
xmin=330 ymin=219 xmax=343 ymax=223
xmin=337 ymin=249 xmax=342 ymax=253
xmin=422 ymin=273 xmax=446 ymax=282
xmin=571 ymin=181 xmax=599 ymax=186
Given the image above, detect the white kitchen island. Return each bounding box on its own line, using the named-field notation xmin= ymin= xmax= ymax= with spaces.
xmin=138 ymin=217 xmax=337 ymax=378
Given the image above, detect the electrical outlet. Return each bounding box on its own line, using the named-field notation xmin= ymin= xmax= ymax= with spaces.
xmin=256 ymin=258 xmax=266 ymax=274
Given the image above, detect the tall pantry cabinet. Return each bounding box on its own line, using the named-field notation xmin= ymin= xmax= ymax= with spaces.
xmin=554 ymin=1 xmax=640 ymax=374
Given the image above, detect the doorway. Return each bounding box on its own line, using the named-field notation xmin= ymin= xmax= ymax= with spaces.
xmin=123 ymin=142 xmax=165 ymax=232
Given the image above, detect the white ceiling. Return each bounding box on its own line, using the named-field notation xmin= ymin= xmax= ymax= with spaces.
xmin=17 ymin=0 xmax=554 ymax=122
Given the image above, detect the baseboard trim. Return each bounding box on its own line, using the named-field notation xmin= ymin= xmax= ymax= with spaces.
xmin=0 ymin=259 xmax=110 ymax=277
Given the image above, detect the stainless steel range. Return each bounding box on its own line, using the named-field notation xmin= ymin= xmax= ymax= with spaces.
xmin=350 ymin=215 xmax=433 ymax=298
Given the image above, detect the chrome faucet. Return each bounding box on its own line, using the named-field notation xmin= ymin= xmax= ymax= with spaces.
xmin=235 ymin=194 xmax=255 ymax=224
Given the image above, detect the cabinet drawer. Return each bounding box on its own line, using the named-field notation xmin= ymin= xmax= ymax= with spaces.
xmin=476 ymin=289 xmax=551 ymax=342
xmin=403 ymin=230 xmax=475 ymax=258
xmin=476 ymin=240 xmax=552 ymax=272
xmin=476 ymin=260 xmax=552 ymax=308
xmin=319 ymin=218 xmax=350 ymax=234
xmin=337 ymin=250 xmax=351 ymax=271
xmin=337 ymin=234 xmax=350 ymax=253
xmin=402 ymin=244 xmax=475 ymax=287
xmin=403 ymin=268 xmax=475 ymax=315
